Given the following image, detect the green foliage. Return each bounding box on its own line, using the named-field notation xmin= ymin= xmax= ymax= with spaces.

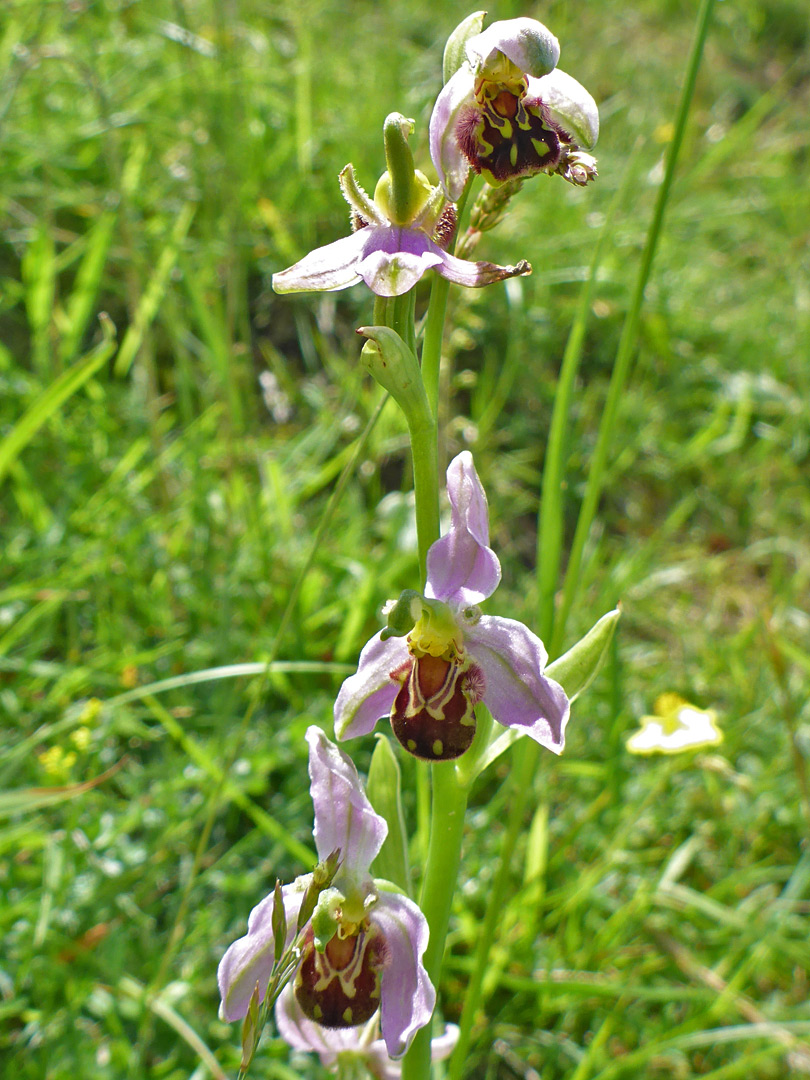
xmin=1 ymin=0 xmax=809 ymax=1078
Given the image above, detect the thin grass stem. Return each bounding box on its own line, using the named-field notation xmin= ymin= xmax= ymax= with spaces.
xmin=553 ymin=0 xmax=718 ymax=656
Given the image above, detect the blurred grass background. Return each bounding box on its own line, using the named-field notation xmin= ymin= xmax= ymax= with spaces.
xmin=2 ymin=0 xmax=810 ymax=1077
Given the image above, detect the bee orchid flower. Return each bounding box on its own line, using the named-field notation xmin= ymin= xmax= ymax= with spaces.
xmin=218 ymin=727 xmax=434 ymax=1058
xmin=273 ymin=113 xmax=530 ymax=299
xmin=335 ymin=452 xmax=570 ymax=761
xmin=430 ymin=16 xmax=599 ymax=200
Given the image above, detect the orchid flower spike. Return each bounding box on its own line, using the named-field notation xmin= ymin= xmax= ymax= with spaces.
xmin=430 ymin=16 xmax=600 ymax=200
xmin=218 ymin=727 xmax=434 ymax=1058
xmin=276 ymin=983 xmax=458 ymax=1080
xmin=272 ymin=113 xmax=530 ymax=298
xmin=335 ymin=452 xmax=570 ymax=761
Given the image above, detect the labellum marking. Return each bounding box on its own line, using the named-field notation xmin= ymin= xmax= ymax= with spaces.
xmin=295 ymin=923 xmax=384 ymax=1029
xmin=456 ymin=85 xmax=563 ymax=186
xmin=389 ymin=651 xmax=485 ymax=761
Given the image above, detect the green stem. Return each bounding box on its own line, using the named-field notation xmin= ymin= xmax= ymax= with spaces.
xmin=420 ymin=276 xmax=449 ymax=421
xmin=447 ymin=744 xmax=540 ymax=1080
xmin=410 ymin=416 xmax=440 ymax=589
xmin=402 ymin=214 xmax=477 ymax=1079
xmin=420 ymin=178 xmax=472 ymax=421
xmin=374 ymin=292 xmax=437 ymax=585
xmin=374 ymin=292 xmax=417 ymax=357
xmin=402 ymin=763 xmax=468 ymax=1080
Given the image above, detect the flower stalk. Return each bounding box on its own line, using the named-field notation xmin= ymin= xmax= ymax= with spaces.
xmin=401 ymin=762 xmax=468 ymax=1080
xmin=225 ymin=14 xmax=616 ymax=1080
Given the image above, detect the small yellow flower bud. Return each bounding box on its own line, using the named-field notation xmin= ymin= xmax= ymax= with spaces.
xmin=71 ymin=726 xmax=91 ymax=751
xmin=78 ymin=698 xmax=103 ymax=726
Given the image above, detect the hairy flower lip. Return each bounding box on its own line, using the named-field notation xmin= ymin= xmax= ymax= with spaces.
xmin=334 ymin=452 xmax=570 ymax=756
xmin=390 ymin=652 xmax=483 ymax=761
xmin=217 ymin=728 xmax=434 ymax=1058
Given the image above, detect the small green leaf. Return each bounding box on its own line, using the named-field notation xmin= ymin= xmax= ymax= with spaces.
xmin=546 ymin=607 xmax=620 ymax=702
xmin=367 ymin=734 xmax=412 ymax=895
xmin=357 ymin=326 xmax=432 ymax=434
xmin=271 ymin=880 xmax=286 ymax=962
xmin=240 ymin=983 xmax=261 ymax=1071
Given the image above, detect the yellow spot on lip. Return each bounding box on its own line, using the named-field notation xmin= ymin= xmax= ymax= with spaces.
xmin=313 ymin=1004 xmax=323 ymax=1019
xmin=342 ymin=1007 xmax=353 ymax=1023
xmin=432 ymin=739 xmax=444 ymax=757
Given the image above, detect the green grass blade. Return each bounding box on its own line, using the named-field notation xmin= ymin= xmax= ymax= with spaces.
xmin=21 ymin=220 xmax=56 ymax=375
xmin=58 ymin=209 xmax=117 ymax=364
xmin=142 ymin=695 xmax=316 ymax=866
xmin=113 ymin=202 xmax=196 ymax=377
xmin=0 ymin=761 xmax=124 ymax=818
xmin=553 ymin=0 xmax=718 ymax=656
xmin=536 ymin=149 xmax=637 ymax=646
xmin=0 ymin=320 xmax=116 ymax=486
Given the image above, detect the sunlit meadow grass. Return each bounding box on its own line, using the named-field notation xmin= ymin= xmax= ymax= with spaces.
xmin=2 ymin=0 xmax=809 ymax=1077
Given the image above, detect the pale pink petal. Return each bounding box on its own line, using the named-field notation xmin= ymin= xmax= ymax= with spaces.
xmin=366 ymin=1023 xmax=460 ymax=1080
xmin=466 ymin=17 xmax=559 ymax=78
xmin=218 ymin=881 xmax=305 ymax=1021
xmin=434 ymin=248 xmax=531 ymax=289
xmin=428 ymin=1023 xmax=460 ymax=1061
xmin=356 ymin=237 xmax=444 ymax=296
xmin=272 ymin=230 xmax=368 ymax=293
xmin=528 ymin=68 xmax=599 ymax=149
xmin=372 ymin=890 xmax=435 ymax=1058
xmin=334 ymin=632 xmax=408 ymax=741
xmin=426 ymin=452 xmax=501 ymax=606
xmin=429 ymin=66 xmax=476 ymax=201
xmin=306 ymin=726 xmax=387 ymax=872
xmin=465 ymin=615 xmax=570 ymax=753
